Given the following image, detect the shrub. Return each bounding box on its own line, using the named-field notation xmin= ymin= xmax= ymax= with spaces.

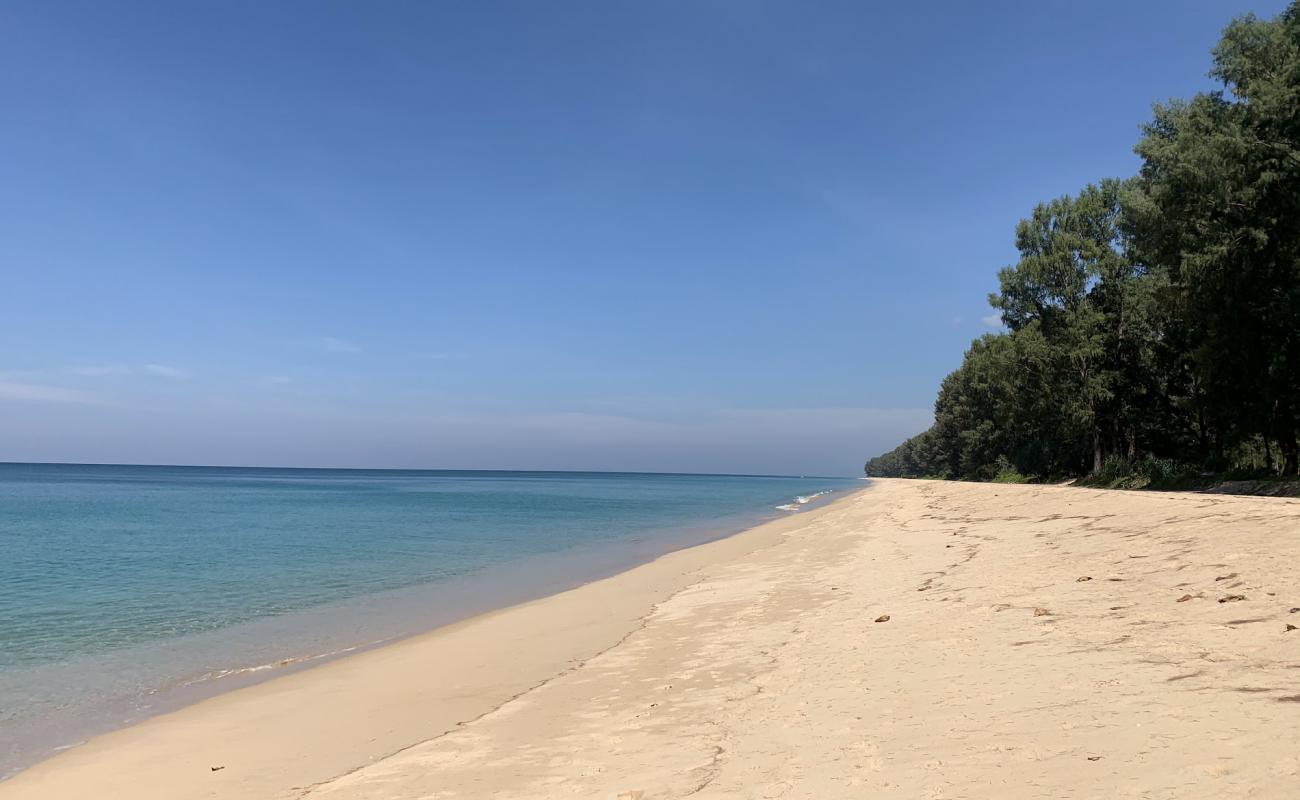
xmin=1097 ymin=455 xmax=1134 ymax=483
xmin=991 ymin=456 xmax=1031 ymax=483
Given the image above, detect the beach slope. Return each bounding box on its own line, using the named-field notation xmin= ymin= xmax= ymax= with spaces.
xmin=7 ymin=480 xmax=1300 ymax=798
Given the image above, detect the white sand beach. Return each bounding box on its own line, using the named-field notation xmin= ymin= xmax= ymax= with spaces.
xmin=6 ymin=479 xmax=1300 ymax=799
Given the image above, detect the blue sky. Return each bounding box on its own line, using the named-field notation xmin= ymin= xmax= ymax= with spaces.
xmin=1 ymin=0 xmax=1288 ymax=475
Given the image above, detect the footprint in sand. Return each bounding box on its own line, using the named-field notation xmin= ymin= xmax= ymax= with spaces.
xmin=1201 ymin=760 xmax=1234 ymax=777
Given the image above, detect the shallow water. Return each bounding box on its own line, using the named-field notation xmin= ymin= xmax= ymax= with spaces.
xmin=0 ymin=463 xmax=857 ymax=777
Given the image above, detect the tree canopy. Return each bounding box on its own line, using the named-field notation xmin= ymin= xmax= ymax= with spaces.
xmin=867 ymin=3 xmax=1300 ymax=481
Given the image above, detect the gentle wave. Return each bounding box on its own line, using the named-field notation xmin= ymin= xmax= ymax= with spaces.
xmin=177 ymin=641 xmax=378 ymax=688
xmin=775 ymin=489 xmax=834 ymax=512
xmin=796 ymin=490 xmax=831 ymax=504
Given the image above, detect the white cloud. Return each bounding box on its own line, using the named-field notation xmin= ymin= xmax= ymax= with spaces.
xmin=981 ymin=313 xmax=1003 ymax=328
xmin=66 ymin=364 xmax=131 ymax=376
xmin=384 ymin=405 xmax=934 ymax=476
xmin=144 ymin=364 xmax=186 ymax=378
xmin=67 ymin=363 xmax=186 ymax=377
xmin=0 ymin=401 xmax=932 ymax=476
xmin=321 ymin=336 xmax=362 ymax=354
xmin=0 ymin=381 xmax=96 ymax=403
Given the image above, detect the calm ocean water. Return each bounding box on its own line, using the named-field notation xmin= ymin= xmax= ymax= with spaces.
xmin=0 ymin=462 xmax=857 ymax=777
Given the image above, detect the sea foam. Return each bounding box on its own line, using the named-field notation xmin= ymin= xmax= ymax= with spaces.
xmin=776 ymin=489 xmax=833 ymax=511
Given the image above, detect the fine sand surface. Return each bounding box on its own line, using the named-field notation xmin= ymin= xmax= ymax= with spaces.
xmin=6 ymin=479 xmax=1300 ymax=799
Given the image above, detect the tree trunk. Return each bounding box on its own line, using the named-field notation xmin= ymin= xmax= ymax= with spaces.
xmin=1281 ymin=433 xmax=1299 ymax=477
xmin=1092 ymin=429 xmax=1103 ymax=474
xmin=1195 ymin=406 xmax=1209 ymax=462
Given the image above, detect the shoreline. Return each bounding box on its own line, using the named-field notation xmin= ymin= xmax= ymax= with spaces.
xmin=8 ymin=479 xmax=1299 ymax=798
xmin=0 ymin=486 xmax=867 ymax=799
xmin=0 ymin=476 xmax=856 ymax=781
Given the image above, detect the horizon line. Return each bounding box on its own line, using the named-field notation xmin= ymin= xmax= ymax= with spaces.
xmin=0 ymin=460 xmax=860 ymax=481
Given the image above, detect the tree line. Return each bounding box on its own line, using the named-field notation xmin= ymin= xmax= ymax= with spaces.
xmin=867 ymin=3 xmax=1300 ymax=482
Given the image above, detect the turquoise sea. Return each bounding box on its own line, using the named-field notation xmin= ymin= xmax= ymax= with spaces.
xmin=0 ymin=462 xmax=857 ymax=778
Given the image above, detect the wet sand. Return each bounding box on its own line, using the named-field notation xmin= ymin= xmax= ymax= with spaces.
xmin=6 ymin=479 xmax=1300 ymax=798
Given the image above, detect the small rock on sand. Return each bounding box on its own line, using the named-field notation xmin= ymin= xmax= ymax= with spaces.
xmin=1218 ymin=594 xmax=1246 ymax=603
xmin=1076 ymin=576 xmax=1092 ymax=582
xmin=1286 ymin=624 xmax=1297 ymax=633
xmin=875 ymin=614 xmax=891 ymax=623
xmin=1033 ymin=607 xmax=1050 ymax=617
xmin=1177 ymin=594 xmax=1195 ymax=602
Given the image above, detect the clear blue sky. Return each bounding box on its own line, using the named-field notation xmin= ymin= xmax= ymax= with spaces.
xmin=1 ymin=0 xmax=1288 ymax=476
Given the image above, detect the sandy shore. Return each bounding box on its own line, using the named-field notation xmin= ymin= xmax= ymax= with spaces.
xmin=6 ymin=479 xmax=1300 ymax=799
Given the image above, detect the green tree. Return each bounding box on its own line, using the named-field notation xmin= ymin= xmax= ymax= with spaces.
xmin=930 ymin=333 xmax=1017 ymax=480
xmin=989 ymin=180 xmax=1142 ymax=473
xmin=1126 ymin=3 xmax=1300 ymax=473
xmin=864 ymin=2 xmax=1300 ymax=482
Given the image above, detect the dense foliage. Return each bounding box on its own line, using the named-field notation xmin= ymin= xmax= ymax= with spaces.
xmin=867 ymin=3 xmax=1300 ymax=482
